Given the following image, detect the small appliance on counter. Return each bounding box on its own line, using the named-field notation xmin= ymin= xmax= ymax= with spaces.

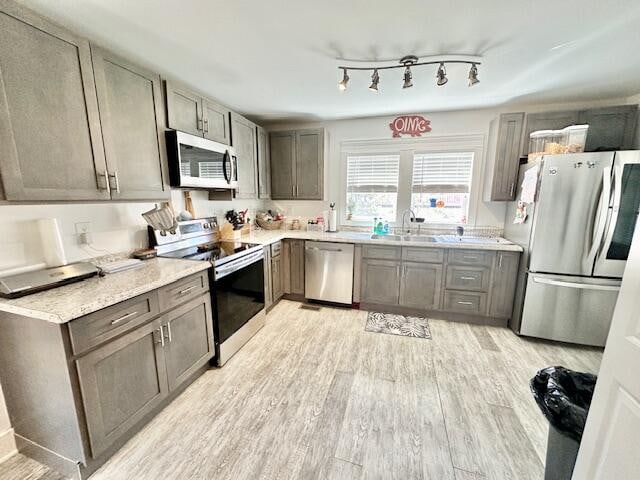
xmin=0 ymin=262 xmax=99 ymax=298
xmin=327 ymin=202 xmax=338 ymax=232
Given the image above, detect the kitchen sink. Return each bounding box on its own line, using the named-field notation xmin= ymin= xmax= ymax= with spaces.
xmin=370 ymin=234 xmax=406 ymax=241
xmin=369 ymin=233 xmax=511 ymax=245
xmin=370 ymin=234 xmax=439 ymax=243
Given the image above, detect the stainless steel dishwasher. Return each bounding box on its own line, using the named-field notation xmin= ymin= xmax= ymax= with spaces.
xmin=305 ymin=241 xmax=354 ymax=305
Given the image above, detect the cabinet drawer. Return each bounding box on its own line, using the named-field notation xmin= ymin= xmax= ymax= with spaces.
xmin=448 ymin=249 xmax=495 ymax=267
xmin=402 ymin=247 xmax=444 ymax=263
xmin=444 ymin=290 xmax=487 ymax=315
xmin=446 ymin=265 xmax=491 ymax=292
xmin=69 ymin=292 xmax=160 ymax=355
xmin=271 ymin=241 xmax=282 ymax=258
xmin=158 ymin=271 xmax=209 ymax=312
xmin=362 ymin=245 xmax=401 ymax=260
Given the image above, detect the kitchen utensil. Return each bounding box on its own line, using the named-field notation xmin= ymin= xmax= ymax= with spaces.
xmin=142 ymin=202 xmax=178 ymax=235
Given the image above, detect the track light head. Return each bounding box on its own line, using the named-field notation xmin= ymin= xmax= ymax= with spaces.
xmin=468 ymin=63 xmax=480 ymax=86
xmin=369 ymin=69 xmax=380 ymax=92
xmin=402 ymin=66 xmax=413 ymax=89
xmin=436 ymin=62 xmax=448 ymax=86
xmin=338 ymin=69 xmax=349 ymax=91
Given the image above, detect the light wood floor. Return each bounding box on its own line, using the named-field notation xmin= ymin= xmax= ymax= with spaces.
xmin=1 ymin=300 xmax=601 ymax=480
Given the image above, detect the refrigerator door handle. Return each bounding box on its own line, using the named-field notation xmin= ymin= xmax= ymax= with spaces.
xmin=532 ymin=276 xmax=620 ymax=292
xmin=584 ymin=166 xmax=612 ymax=271
xmin=595 ymin=164 xmax=623 ymax=266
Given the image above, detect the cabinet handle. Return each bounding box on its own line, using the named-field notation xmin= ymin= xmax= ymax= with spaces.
xmin=463 ymin=256 xmax=478 ymax=260
xmin=457 ymin=301 xmax=474 ymax=305
xmin=509 ymin=182 xmax=515 ymax=197
xmin=98 ymin=172 xmax=111 ymax=194
xmin=460 ymin=276 xmax=476 ymax=280
xmin=203 ymin=118 xmax=209 ymax=134
xmin=498 ymin=254 xmax=503 ymax=269
xmin=296 ymin=185 xmax=299 ymax=196
xmin=111 ymin=311 xmax=138 ymax=325
xmin=292 ymin=185 xmax=295 ymax=197
xmin=197 ymin=117 xmax=203 ymax=132
xmin=165 ymin=322 xmax=173 ymax=343
xmin=108 ymin=171 xmax=120 ymax=194
xmin=178 ymin=285 xmax=197 ymax=295
xmin=156 ymin=325 xmax=165 ymax=347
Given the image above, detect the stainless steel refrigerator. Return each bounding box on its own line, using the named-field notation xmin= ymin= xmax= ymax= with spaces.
xmin=504 ymin=151 xmax=640 ymax=347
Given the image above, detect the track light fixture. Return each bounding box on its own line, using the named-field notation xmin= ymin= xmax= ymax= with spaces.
xmin=468 ymin=63 xmax=480 ymax=86
xmin=436 ymin=62 xmax=448 ymax=86
xmin=369 ymin=69 xmax=380 ymax=92
xmin=337 ymin=55 xmax=481 ymax=92
xmin=337 ymin=68 xmax=349 ymax=91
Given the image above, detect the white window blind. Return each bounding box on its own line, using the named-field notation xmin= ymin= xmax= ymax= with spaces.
xmin=347 ymin=154 xmax=400 ymax=193
xmin=412 ymin=152 xmax=474 ymax=193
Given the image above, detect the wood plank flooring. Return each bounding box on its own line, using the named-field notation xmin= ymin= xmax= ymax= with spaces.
xmin=0 ymin=300 xmax=601 ymax=479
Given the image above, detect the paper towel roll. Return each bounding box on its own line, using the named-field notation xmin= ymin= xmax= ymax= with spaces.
xmin=38 ymin=218 xmax=67 ymax=267
xmin=327 ymin=209 xmax=337 ymax=232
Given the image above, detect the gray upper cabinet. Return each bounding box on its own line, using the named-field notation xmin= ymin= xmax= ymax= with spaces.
xmin=91 ymin=46 xmax=169 ymax=200
xmin=163 ymin=295 xmax=214 ymax=392
xmin=76 ymin=319 xmax=168 ymax=459
xmin=270 ymin=128 xmax=324 ymax=200
xmin=0 ymin=4 xmax=109 ymax=201
xmin=257 ymin=126 xmax=271 ymax=199
xmin=202 ymin=98 xmax=231 ymax=144
xmin=270 ymin=131 xmax=296 ymax=199
xmin=490 ymin=113 xmax=524 ymax=201
xmin=579 ymin=105 xmax=638 ymax=152
xmin=165 ymin=80 xmax=231 ymax=145
xmin=399 ymin=262 xmax=443 ymax=310
xmin=489 ymin=251 xmax=520 ymax=319
xmin=230 ymin=112 xmax=258 ymax=198
xmin=522 ymin=110 xmax=580 ymax=156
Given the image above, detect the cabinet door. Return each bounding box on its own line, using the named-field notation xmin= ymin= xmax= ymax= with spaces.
xmin=91 ymin=46 xmax=169 ymax=200
xmin=579 ymin=105 xmax=638 ymax=152
xmin=202 ymin=98 xmax=230 ymax=144
xmin=491 ymin=113 xmax=524 ymax=201
xmin=288 ymin=239 xmax=305 ymax=295
xmin=76 ymin=319 xmax=168 ymax=459
xmin=165 ymin=81 xmax=202 ymax=137
xmin=0 ymin=7 xmax=109 ymax=201
xmin=400 ymin=262 xmax=443 ymax=310
xmin=263 ymin=246 xmax=273 ymax=310
xmin=164 ymin=295 xmax=214 ymax=392
xmin=295 ymin=129 xmax=324 ymax=200
xmin=270 ymin=131 xmax=296 ymax=199
xmin=361 ymin=259 xmax=400 ymax=305
xmin=257 ymin=126 xmax=271 ymax=199
xmin=230 ymin=112 xmax=258 ymax=198
xmin=272 ymin=254 xmax=284 ymax=300
xmin=489 ymin=251 xmax=520 ymax=319
xmin=522 ymin=110 xmax=581 ymax=156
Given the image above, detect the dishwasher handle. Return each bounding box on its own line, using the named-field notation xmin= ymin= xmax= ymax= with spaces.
xmin=305 ymin=246 xmax=344 ymax=253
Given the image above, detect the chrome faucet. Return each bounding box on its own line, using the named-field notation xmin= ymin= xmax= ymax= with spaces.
xmin=401 ymin=209 xmax=416 ymax=234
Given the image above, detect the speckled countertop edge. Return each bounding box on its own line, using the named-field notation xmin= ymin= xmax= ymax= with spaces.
xmin=0 ymin=258 xmax=210 ymax=324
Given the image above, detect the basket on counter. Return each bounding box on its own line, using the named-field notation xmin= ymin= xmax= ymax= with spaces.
xmin=255 ymin=217 xmax=283 ymax=230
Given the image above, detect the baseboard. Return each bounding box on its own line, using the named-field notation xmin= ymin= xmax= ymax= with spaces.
xmin=14 ymin=434 xmax=81 ymax=479
xmin=0 ymin=428 xmax=17 ymax=464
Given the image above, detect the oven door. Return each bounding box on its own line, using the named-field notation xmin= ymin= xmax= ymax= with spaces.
xmin=166 ymin=130 xmax=237 ymax=189
xmin=213 ymin=254 xmax=265 ymax=345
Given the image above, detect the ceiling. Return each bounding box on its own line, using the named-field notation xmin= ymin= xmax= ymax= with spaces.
xmin=18 ymin=0 xmax=640 ymax=122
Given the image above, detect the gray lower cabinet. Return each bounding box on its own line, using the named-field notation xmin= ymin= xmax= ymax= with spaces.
xmin=76 ymin=318 xmax=169 ymax=459
xmin=0 ymin=3 xmax=109 ymax=201
xmin=164 ymin=295 xmax=214 ymax=391
xmin=263 ymin=246 xmax=273 ymax=310
xmin=91 ymin=45 xmax=169 ymax=200
xmin=283 ymin=239 xmax=305 ymax=295
xmin=489 ymin=251 xmax=520 ymax=318
xmin=491 ymin=113 xmax=525 ymax=201
xmin=361 ymin=258 xmax=401 ymax=305
xmin=399 ymin=262 xmax=442 ymax=310
xmin=272 ymin=253 xmax=284 ymax=301
xmin=270 ymin=129 xmax=324 ymax=200
xmin=257 ymin=126 xmax=271 ymax=199
xmin=230 ymin=112 xmax=258 ymax=198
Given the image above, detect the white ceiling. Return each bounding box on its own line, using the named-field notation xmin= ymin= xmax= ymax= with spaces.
xmin=18 ymin=0 xmax=640 ymax=122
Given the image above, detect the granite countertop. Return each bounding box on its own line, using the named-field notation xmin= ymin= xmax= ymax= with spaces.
xmin=0 ymin=257 xmax=210 ymax=324
xmin=243 ymin=230 xmax=524 ymax=252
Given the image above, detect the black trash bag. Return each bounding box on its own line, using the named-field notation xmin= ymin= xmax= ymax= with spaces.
xmin=530 ymin=366 xmax=597 ymax=442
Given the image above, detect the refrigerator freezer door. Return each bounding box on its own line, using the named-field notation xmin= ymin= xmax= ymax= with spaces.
xmin=529 ymin=152 xmax=615 ymax=276
xmin=520 ymin=273 xmax=620 ymax=347
xmin=594 ymin=151 xmax=640 ymax=278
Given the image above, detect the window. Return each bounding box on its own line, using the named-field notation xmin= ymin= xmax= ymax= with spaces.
xmin=346 ymin=154 xmax=400 ymax=221
xmin=411 ymin=152 xmax=473 ymax=224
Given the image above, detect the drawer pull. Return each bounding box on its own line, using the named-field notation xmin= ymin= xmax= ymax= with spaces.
xmin=460 ymin=276 xmax=476 ymax=280
xmin=463 ymin=256 xmax=478 ymax=260
xmin=178 ymin=285 xmax=197 ymax=295
xmin=110 ymin=311 xmax=138 ymax=325
xmin=457 ymin=301 xmax=474 ymax=305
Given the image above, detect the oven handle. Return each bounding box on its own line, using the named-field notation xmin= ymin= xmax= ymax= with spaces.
xmin=214 ymin=250 xmax=264 ymax=280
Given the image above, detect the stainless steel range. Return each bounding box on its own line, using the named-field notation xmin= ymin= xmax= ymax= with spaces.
xmin=149 ymin=217 xmax=265 ymax=366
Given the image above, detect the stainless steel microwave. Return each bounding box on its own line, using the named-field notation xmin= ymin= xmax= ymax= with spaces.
xmin=166 ymin=130 xmax=237 ymax=189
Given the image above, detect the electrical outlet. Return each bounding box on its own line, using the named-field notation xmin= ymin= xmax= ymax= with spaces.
xmin=74 ymin=222 xmax=92 ymax=245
